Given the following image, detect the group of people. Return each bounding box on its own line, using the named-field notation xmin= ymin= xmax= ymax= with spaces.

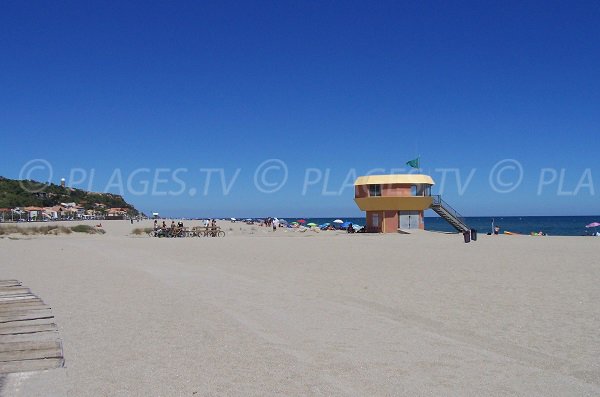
xmin=202 ymin=219 xmax=218 ymax=228
xmin=263 ymin=217 xmax=280 ymax=231
xmin=153 ymin=219 xmax=218 ymax=232
xmin=153 ymin=220 xmax=185 ymax=231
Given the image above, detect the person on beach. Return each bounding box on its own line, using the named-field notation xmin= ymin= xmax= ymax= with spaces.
xmin=154 ymin=220 xmax=158 ymax=230
xmin=494 ymin=226 xmax=500 ymax=235
xmin=273 ymin=218 xmax=278 ymax=231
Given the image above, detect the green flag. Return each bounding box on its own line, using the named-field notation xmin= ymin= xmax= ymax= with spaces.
xmin=406 ymin=157 xmax=420 ymax=169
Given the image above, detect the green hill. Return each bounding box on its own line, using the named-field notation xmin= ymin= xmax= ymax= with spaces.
xmin=0 ymin=176 xmax=139 ymax=214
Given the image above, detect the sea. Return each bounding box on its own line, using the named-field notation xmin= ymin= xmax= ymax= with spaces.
xmin=279 ymin=216 xmax=600 ymax=236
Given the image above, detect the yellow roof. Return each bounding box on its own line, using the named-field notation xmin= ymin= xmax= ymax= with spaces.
xmin=354 ymin=174 xmax=435 ymax=186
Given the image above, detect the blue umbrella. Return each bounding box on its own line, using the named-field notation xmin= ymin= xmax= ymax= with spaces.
xmin=341 ymin=221 xmax=352 ymax=228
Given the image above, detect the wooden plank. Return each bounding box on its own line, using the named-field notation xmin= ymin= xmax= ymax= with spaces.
xmin=0 ymin=310 xmax=53 ymax=323
xmin=0 ymin=331 xmax=59 ymax=343
xmin=0 ymin=357 xmax=64 ymax=374
xmin=0 ymin=323 xmax=57 ymax=335
xmin=0 ymin=304 xmax=49 ymax=313
xmin=0 ymin=311 xmax=54 ymax=325
xmin=0 ymin=281 xmax=21 ymax=287
xmin=0 ymin=308 xmax=52 ymax=316
xmin=0 ymin=299 xmax=45 ymax=308
xmin=0 ymin=286 xmax=29 ymax=291
xmin=0 ymin=295 xmax=38 ymax=302
xmin=0 ymin=347 xmax=63 ymax=362
xmin=0 ymin=291 xmax=37 ymax=298
xmin=0 ymin=287 xmax=30 ymax=295
xmin=0 ymin=318 xmax=56 ymax=329
xmin=0 ymin=280 xmax=64 ymax=374
xmin=0 ymin=340 xmax=61 ymax=353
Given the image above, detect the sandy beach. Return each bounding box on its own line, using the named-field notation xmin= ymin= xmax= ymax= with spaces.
xmin=1 ymin=220 xmax=599 ymax=396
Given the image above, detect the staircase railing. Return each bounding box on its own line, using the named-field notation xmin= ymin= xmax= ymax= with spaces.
xmin=431 ymin=195 xmax=468 ymax=230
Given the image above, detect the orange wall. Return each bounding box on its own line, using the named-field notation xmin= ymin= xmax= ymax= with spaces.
xmin=366 ymin=210 xmax=400 ymax=233
xmin=366 ymin=211 xmax=382 ymax=232
xmin=382 ymin=184 xmax=412 ymax=197
xmin=383 ymin=210 xmax=398 ymax=232
xmin=355 ymin=183 xmax=414 ymax=198
xmin=355 ymin=185 xmax=368 ymax=198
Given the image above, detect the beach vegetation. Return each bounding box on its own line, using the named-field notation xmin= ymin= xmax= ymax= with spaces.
xmin=0 ymin=224 xmax=105 ymax=235
xmin=70 ymin=224 xmax=105 ymax=234
xmin=131 ymin=227 xmax=153 ymax=235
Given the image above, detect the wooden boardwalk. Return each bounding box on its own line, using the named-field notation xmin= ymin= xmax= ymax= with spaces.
xmin=0 ymin=280 xmax=64 ymax=374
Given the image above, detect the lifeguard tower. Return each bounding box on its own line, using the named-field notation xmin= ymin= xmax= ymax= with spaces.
xmin=354 ymin=174 xmax=470 ymax=233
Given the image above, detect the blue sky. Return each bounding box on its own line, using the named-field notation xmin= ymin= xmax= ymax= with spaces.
xmin=1 ymin=1 xmax=599 ymax=217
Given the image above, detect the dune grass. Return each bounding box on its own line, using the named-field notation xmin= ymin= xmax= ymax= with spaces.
xmin=70 ymin=224 xmax=105 ymax=234
xmin=0 ymin=224 xmax=105 ymax=235
xmin=131 ymin=227 xmax=153 ymax=235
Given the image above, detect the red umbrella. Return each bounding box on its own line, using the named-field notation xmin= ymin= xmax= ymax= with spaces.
xmin=297 ymin=219 xmax=306 ymax=224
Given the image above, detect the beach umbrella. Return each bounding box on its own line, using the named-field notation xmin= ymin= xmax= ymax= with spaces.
xmin=307 ymin=222 xmax=318 ymax=227
xmin=586 ymin=222 xmax=600 ymax=235
xmin=333 ymin=219 xmax=343 ymax=224
xmin=341 ymin=221 xmax=352 ymax=228
xmin=297 ymin=219 xmax=306 ymax=224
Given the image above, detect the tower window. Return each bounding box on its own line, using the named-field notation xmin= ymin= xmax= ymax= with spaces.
xmin=368 ymin=184 xmax=381 ymax=197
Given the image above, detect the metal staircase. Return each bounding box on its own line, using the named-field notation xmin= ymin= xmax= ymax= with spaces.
xmin=430 ymin=195 xmax=470 ymax=233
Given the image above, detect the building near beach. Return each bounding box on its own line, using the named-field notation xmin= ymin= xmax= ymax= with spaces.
xmin=107 ymin=207 xmax=129 ymax=219
xmin=354 ymin=174 xmax=469 ymax=233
